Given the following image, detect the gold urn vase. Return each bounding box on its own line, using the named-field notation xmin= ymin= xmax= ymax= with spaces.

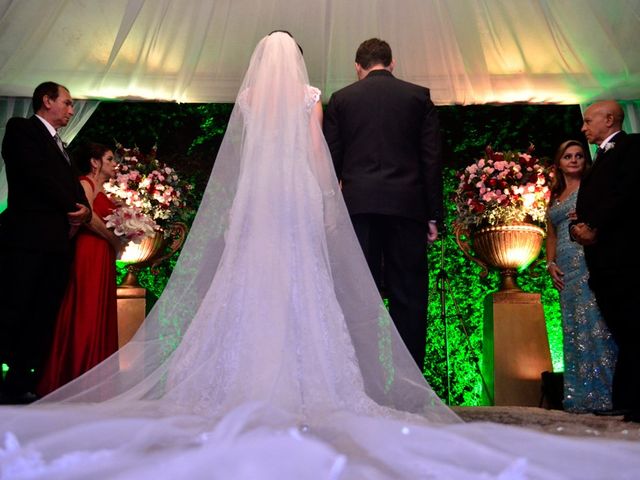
xmin=118 ymin=222 xmax=188 ymax=287
xmin=454 ymin=222 xmax=545 ymax=292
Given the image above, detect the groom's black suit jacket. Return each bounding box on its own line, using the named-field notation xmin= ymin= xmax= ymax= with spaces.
xmin=323 ymin=70 xmax=443 ymax=224
xmin=323 ymin=70 xmax=443 ymax=367
xmin=0 ymin=115 xmax=89 ymax=253
xmin=575 ymin=131 xmax=638 ymax=283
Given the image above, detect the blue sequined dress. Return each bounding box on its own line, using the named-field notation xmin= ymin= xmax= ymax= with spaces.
xmin=548 ymin=189 xmax=617 ymax=412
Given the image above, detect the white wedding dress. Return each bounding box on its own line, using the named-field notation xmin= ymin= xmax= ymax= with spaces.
xmin=1 ymin=32 xmax=640 ymax=480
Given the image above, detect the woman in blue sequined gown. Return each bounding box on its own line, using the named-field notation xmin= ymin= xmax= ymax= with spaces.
xmin=546 ymin=140 xmax=617 ymax=413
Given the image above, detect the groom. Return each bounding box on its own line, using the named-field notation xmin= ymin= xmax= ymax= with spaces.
xmin=323 ymin=38 xmax=443 ymax=369
xmin=572 ymin=100 xmax=639 ymax=422
xmin=0 ymin=81 xmax=91 ymax=403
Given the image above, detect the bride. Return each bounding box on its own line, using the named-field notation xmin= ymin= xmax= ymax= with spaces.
xmin=1 ymin=31 xmax=639 ymax=480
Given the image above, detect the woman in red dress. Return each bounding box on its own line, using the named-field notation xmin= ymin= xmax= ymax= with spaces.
xmin=38 ymin=143 xmax=122 ymax=396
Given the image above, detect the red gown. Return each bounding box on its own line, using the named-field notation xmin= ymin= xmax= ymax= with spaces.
xmin=38 ymin=177 xmax=118 ymax=396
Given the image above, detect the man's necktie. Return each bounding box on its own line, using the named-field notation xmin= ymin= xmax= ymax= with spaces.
xmin=594 ymin=146 xmax=606 ymax=161
xmin=54 ymin=133 xmax=71 ymax=164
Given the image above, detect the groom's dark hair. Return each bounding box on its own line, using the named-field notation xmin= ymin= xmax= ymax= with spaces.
xmin=355 ymin=38 xmax=392 ymax=69
xmin=268 ymin=30 xmax=303 ymax=55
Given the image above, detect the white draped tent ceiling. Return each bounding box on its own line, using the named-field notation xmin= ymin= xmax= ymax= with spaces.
xmin=1 ymin=0 xmax=640 ymax=105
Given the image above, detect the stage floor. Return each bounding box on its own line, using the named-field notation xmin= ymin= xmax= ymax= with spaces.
xmin=452 ymin=406 xmax=640 ymax=441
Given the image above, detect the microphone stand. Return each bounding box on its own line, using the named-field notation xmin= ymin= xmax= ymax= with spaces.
xmin=431 ymin=224 xmax=493 ymax=405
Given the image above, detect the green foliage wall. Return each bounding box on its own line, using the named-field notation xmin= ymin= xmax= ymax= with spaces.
xmin=74 ymin=101 xmax=582 ymax=406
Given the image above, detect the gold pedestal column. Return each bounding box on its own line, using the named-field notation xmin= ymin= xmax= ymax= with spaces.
xmin=482 ymin=291 xmax=552 ymax=406
xmin=116 ymin=286 xmax=146 ymax=347
xmin=116 ymin=286 xmax=146 ymax=370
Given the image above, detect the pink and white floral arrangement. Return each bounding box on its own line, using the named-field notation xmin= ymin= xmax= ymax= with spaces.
xmin=455 ymin=145 xmax=552 ymax=229
xmin=104 ymin=205 xmax=158 ymax=244
xmin=104 ymin=144 xmax=193 ymax=237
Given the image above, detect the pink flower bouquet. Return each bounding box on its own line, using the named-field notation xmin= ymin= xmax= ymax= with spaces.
xmin=104 ymin=205 xmax=158 ymax=244
xmin=104 ymin=144 xmax=192 ymax=237
xmin=455 ymin=145 xmax=552 ymax=229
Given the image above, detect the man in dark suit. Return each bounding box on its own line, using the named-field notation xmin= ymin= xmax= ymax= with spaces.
xmin=0 ymin=81 xmax=91 ymax=403
xmin=572 ymin=100 xmax=639 ymax=422
xmin=323 ymin=38 xmax=443 ymax=369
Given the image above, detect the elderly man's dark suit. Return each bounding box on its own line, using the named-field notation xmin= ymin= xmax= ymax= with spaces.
xmin=323 ymin=70 xmax=443 ymax=368
xmin=0 ymin=115 xmax=89 ymax=400
xmin=575 ymin=131 xmax=639 ymax=415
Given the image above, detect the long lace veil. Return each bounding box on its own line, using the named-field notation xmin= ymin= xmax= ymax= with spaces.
xmin=4 ymin=32 xmax=456 ymax=425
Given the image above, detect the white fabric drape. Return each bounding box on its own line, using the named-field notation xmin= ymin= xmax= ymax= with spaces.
xmin=0 ymin=0 xmax=638 ymax=105
xmin=0 ymin=98 xmax=99 ymax=212
xmin=621 ymin=100 xmax=640 ymax=133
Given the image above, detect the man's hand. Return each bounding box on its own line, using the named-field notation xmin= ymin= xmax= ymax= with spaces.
xmin=68 ymin=203 xmax=91 ymax=226
xmin=570 ymin=222 xmax=598 ymax=246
